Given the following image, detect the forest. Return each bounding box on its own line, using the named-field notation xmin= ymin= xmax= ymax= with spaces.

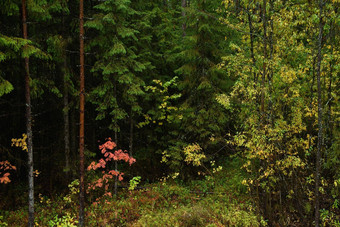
xmin=0 ymin=0 xmax=339 ymax=226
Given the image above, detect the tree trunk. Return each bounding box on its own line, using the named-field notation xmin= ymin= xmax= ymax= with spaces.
xmin=79 ymin=0 xmax=85 ymax=225
xmin=315 ymin=0 xmax=324 ymax=226
xmin=308 ymin=55 xmax=316 ymax=148
xmin=247 ymin=8 xmax=256 ymax=84
xmin=114 ymin=80 xmax=118 ymax=196
xmin=268 ymin=0 xmax=274 ymax=125
xmin=62 ymin=11 xmax=70 ymax=175
xmin=71 ymin=105 xmax=77 ymax=164
xmin=261 ymin=0 xmax=267 ymax=123
xmin=129 ymin=107 xmax=133 ymax=157
xmin=63 ymin=85 xmax=70 ymax=173
xmin=22 ymin=0 xmax=35 ymax=226
xmin=63 ymin=60 xmax=70 ymax=174
xmin=182 ymin=0 xmax=186 ymax=37
xmin=325 ymin=27 xmax=334 ymax=150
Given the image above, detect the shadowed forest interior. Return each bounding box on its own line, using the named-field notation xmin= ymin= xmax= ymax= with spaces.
xmin=0 ymin=0 xmax=339 ymax=226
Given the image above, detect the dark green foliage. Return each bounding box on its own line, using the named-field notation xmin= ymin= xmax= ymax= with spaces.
xmin=162 ymin=0 xmax=234 ymax=171
xmin=0 ymin=0 xmax=339 ymax=226
xmin=86 ymin=0 xmax=150 ymax=132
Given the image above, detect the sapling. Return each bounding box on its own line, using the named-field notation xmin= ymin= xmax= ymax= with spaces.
xmin=87 ymin=138 xmax=136 ymax=204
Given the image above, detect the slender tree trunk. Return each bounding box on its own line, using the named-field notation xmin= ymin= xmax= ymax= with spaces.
xmin=181 ymin=0 xmax=186 ymax=37
xmin=325 ymin=27 xmax=334 ymax=149
xmin=268 ymin=0 xmax=274 ymax=125
xmin=114 ymin=80 xmax=118 ymax=195
xmin=129 ymin=108 xmax=133 ymax=157
xmin=261 ymin=0 xmax=267 ymax=122
xmin=62 ymin=12 xmax=70 ymax=174
xmin=326 ymin=59 xmax=333 ymax=140
xmin=63 ymin=62 xmax=70 ymax=173
xmin=78 ymin=0 xmax=85 ymax=225
xmin=261 ymin=0 xmax=272 ymax=223
xmin=22 ymin=1 xmax=34 ymax=226
xmin=308 ymin=55 xmax=316 ymax=148
xmin=71 ymin=106 xmax=76 ymax=163
xmin=247 ymin=8 xmax=256 ymax=84
xmin=315 ymin=0 xmax=324 ymax=226
xmin=246 ymin=5 xmax=262 ymax=218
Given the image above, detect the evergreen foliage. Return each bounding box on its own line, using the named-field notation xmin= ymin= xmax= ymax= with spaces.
xmin=0 ymin=0 xmax=339 ymax=225
xmin=86 ymin=0 xmax=150 ymax=132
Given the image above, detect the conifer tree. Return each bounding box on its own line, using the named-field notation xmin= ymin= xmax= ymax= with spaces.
xmin=85 ymin=0 xmax=151 ymax=141
xmin=164 ymin=0 xmax=232 ymax=171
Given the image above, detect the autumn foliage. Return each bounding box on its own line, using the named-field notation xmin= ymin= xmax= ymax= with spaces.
xmin=0 ymin=160 xmax=16 ymax=184
xmin=87 ymin=138 xmax=136 ymax=200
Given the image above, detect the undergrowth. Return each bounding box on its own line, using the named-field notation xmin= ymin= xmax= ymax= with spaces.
xmin=0 ymin=158 xmax=265 ymax=226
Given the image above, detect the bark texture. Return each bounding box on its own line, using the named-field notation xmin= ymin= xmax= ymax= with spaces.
xmin=315 ymin=0 xmax=324 ymax=226
xmin=79 ymin=0 xmax=85 ymax=225
xmin=22 ymin=0 xmax=35 ymax=226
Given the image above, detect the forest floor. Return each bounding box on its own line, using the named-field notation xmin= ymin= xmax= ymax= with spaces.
xmin=0 ymin=159 xmax=265 ymax=226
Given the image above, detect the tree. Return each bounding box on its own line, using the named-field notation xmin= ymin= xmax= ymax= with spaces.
xmin=218 ymin=0 xmax=339 ymax=225
xmin=21 ymin=0 xmax=35 ymax=225
xmin=44 ymin=1 xmax=73 ymax=174
xmin=315 ymin=0 xmax=324 ymax=225
xmin=163 ymin=0 xmax=232 ymax=173
xmin=78 ymin=0 xmax=85 ymax=225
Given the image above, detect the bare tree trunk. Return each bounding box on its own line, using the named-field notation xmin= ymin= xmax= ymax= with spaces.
xmin=315 ymin=0 xmax=324 ymax=226
xmin=182 ymin=0 xmax=186 ymax=37
xmin=79 ymin=0 xmax=85 ymax=225
xmin=63 ymin=59 xmax=70 ymax=174
xmin=114 ymin=80 xmax=118 ymax=196
xmin=247 ymin=8 xmax=256 ymax=84
xmin=62 ymin=12 xmax=70 ymax=174
xmin=325 ymin=25 xmax=334 ymax=150
xmin=268 ymin=0 xmax=274 ymax=125
xmin=261 ymin=0 xmax=267 ymax=122
xmin=261 ymin=0 xmax=272 ymax=223
xmin=129 ymin=107 xmax=133 ymax=157
xmin=22 ymin=1 xmax=34 ymax=226
xmin=308 ymin=55 xmax=316 ymax=148
xmin=71 ymin=105 xmax=76 ymax=163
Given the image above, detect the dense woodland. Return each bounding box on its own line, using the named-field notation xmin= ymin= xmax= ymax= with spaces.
xmin=0 ymin=0 xmax=339 ymax=226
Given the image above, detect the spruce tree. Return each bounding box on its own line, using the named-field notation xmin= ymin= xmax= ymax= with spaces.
xmin=164 ymin=0 xmax=232 ymax=171
xmin=85 ymin=0 xmax=151 ymax=136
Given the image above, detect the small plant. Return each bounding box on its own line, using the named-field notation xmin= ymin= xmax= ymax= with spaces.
xmin=129 ymin=176 xmax=141 ymax=191
xmin=47 ymin=213 xmax=78 ymax=227
xmin=87 ymin=137 xmax=136 ymax=203
xmin=63 ymin=179 xmax=79 ymax=204
xmin=0 ymin=215 xmax=8 ymax=227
